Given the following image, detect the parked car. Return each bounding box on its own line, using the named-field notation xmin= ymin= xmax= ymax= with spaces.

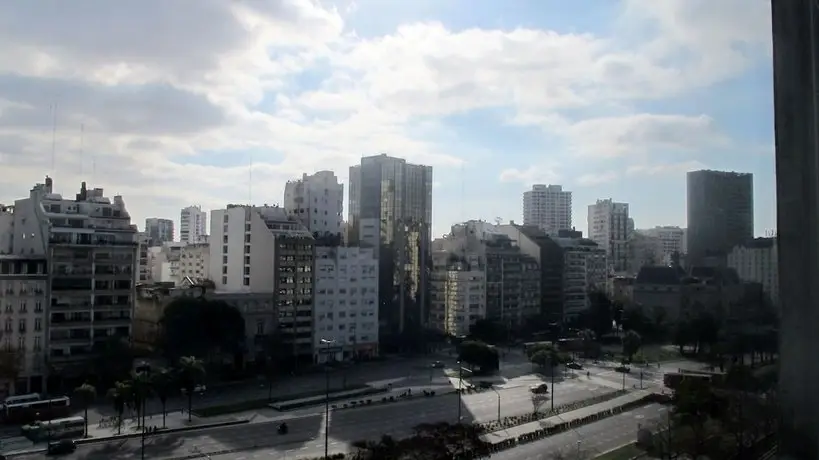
xmin=431 ymin=361 xmax=445 ymax=369
xmin=615 ymin=366 xmax=631 ymax=373
xmin=47 ymin=439 xmax=76 ymax=456
xmin=529 ymin=383 xmax=549 ymax=394
xmin=566 ymin=362 xmax=583 ymax=370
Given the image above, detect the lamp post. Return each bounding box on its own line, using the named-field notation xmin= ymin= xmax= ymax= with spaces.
xmin=490 ymin=387 xmax=501 ymax=422
xmin=140 ymin=365 xmax=152 ymax=460
xmin=320 ymin=338 xmax=335 ymax=459
xmin=456 ymin=360 xmax=463 ymax=422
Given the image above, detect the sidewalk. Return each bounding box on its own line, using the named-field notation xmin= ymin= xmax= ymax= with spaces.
xmin=481 ymin=389 xmax=653 ymax=443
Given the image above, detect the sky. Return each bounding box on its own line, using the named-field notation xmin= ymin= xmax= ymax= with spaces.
xmin=0 ymin=0 xmax=775 ymax=240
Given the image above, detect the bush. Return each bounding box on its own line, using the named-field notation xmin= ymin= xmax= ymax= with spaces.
xmin=193 ymin=384 xmax=373 ymax=417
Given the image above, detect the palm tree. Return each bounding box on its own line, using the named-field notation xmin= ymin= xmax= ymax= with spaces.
xmin=129 ymin=371 xmax=152 ymax=428
xmin=73 ymin=383 xmax=96 ymax=437
xmin=177 ymin=356 xmax=205 ymax=422
xmin=150 ymin=368 xmax=175 ymax=428
xmin=106 ymin=381 xmax=130 ymax=435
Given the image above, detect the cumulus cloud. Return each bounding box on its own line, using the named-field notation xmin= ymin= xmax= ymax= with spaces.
xmin=0 ymin=0 xmax=771 ymax=231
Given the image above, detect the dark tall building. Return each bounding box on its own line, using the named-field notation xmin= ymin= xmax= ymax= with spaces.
xmin=686 ymin=170 xmax=754 ymax=266
xmin=772 ymin=1 xmax=819 ymax=458
xmin=348 ymin=154 xmax=433 ymax=348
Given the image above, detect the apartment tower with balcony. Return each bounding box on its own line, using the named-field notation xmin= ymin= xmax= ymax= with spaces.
xmin=3 ymin=178 xmax=137 ymax=385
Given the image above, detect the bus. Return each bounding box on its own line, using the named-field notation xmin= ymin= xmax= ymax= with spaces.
xmin=3 ymin=393 xmax=42 ymax=406
xmin=3 ymin=396 xmax=71 ymax=424
xmin=21 ymin=416 xmax=85 ymax=442
xmin=663 ymin=371 xmax=717 ymax=390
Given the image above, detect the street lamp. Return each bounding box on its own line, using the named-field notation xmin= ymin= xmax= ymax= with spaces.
xmin=456 ymin=360 xmax=463 ymax=422
xmin=320 ymin=338 xmax=335 ymax=460
xmin=489 ymin=387 xmax=501 ymax=422
xmin=139 ymin=364 xmax=152 ymax=460
xmin=576 ymin=440 xmax=581 ymax=458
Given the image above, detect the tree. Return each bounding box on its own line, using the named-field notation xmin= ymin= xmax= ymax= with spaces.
xmin=129 ymin=371 xmax=152 ymax=427
xmin=91 ymin=337 xmax=134 ymax=390
xmin=160 ymin=297 xmax=246 ymax=367
xmin=587 ymin=290 xmax=613 ymax=339
xmin=622 ymin=330 xmax=642 ymax=362
xmin=457 ymin=340 xmax=498 ymax=373
xmin=106 ymin=381 xmax=130 ymax=435
xmin=0 ymin=348 xmax=23 ymax=390
xmin=73 ymin=383 xmax=96 ymax=437
xmin=351 ymin=434 xmax=401 ymax=459
xmin=410 ymin=422 xmax=491 ymax=459
xmin=150 ymin=368 xmax=175 ymax=428
xmin=579 ymin=329 xmax=596 ymax=358
xmin=469 ymin=318 xmax=506 ymax=344
xmin=177 ymin=356 xmax=205 ymax=422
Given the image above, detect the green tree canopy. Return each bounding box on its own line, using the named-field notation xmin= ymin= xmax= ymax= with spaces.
xmin=469 ymin=318 xmax=507 ymax=344
xmin=622 ymin=329 xmax=642 ymax=361
xmin=458 ymin=340 xmax=499 ymax=372
xmin=160 ymin=297 xmax=246 ymax=363
xmin=587 ymin=290 xmax=614 ymax=338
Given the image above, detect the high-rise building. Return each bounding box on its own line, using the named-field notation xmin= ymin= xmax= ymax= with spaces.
xmin=284 ymin=171 xmax=344 ymax=239
xmin=209 ymin=205 xmax=315 ymax=361
xmin=588 ymin=199 xmax=630 ymax=272
xmin=772 ymin=1 xmax=819 ymax=457
xmin=313 ymin=246 xmax=379 ymax=362
xmin=638 ymin=226 xmax=687 ymax=261
xmin=144 ymin=218 xmax=174 ymax=246
xmin=348 ymin=154 xmax=433 ymax=344
xmin=686 ymin=170 xmax=753 ymax=266
xmin=522 ymin=185 xmax=572 ymax=236
xmin=0 ymin=178 xmax=137 ymax=388
xmin=727 ymin=237 xmax=779 ymax=308
xmin=180 ymin=206 xmax=207 ymax=245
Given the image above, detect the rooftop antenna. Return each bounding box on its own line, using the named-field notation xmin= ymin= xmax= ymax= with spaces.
xmin=50 ymin=102 xmax=58 ymax=175
xmin=248 ymin=153 xmax=253 ymax=204
xmin=79 ymin=124 xmax=85 ymax=177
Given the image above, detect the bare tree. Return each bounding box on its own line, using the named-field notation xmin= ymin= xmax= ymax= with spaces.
xmin=531 ymin=393 xmax=549 ymax=415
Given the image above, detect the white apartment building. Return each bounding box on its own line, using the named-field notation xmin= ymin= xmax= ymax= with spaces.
xmin=0 ymin=256 xmax=48 ymax=395
xmin=137 ymin=232 xmax=151 ymax=283
xmin=727 ymin=237 xmax=779 ymax=307
xmin=210 ymin=205 xmax=315 ymax=359
xmin=178 ymin=243 xmax=209 ymax=281
xmin=588 ymin=199 xmax=630 ymax=272
xmin=148 ymin=242 xmax=184 ymax=285
xmin=638 ymin=226 xmax=687 ymax=262
xmin=145 ymin=217 xmax=174 ymax=246
xmin=3 ymin=178 xmax=137 ymax=380
xmin=313 ymin=246 xmax=378 ymax=363
xmin=552 ymin=236 xmax=607 ymax=319
xmin=284 ymin=171 xmax=344 ymax=238
xmin=441 ymin=266 xmax=485 ymax=337
xmin=523 ymin=184 xmax=572 ymax=236
xmin=626 ymin=232 xmax=665 ymax=275
xmin=180 ymin=205 xmax=207 ymax=245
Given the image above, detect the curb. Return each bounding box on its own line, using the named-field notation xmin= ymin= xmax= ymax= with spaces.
xmin=330 ymin=388 xmax=458 ymax=412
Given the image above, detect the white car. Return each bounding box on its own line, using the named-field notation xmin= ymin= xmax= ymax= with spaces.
xmin=181 ymin=384 xmax=207 ymax=395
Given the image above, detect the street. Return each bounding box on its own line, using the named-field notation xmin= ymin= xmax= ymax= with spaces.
xmin=13 ymin=377 xmax=616 ymax=459
xmin=492 ymin=403 xmax=669 ymax=460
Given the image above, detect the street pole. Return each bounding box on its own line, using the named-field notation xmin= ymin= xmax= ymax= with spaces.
xmin=457 ymin=361 xmax=463 ymax=422
xmin=321 ymin=338 xmax=334 ymax=460
xmin=640 ymin=370 xmax=643 ymax=390
xmin=550 ymin=363 xmax=555 ymax=412
xmin=622 ymin=369 xmax=626 ymax=391
xmin=140 ymin=395 xmax=146 ymax=460
xmin=491 ymin=387 xmax=500 ymax=421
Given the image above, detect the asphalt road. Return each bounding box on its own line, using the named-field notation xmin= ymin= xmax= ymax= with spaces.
xmin=15 ymin=378 xmax=616 ymax=460
xmin=492 ymin=403 xmax=669 ymax=460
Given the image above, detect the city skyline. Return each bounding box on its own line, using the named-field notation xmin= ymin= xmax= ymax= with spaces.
xmin=0 ymin=1 xmax=775 ymax=240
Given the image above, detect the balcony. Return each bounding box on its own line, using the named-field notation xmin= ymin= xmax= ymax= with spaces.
xmin=50 ymin=302 xmax=92 ymax=312
xmin=49 ymin=235 xmax=137 ymax=247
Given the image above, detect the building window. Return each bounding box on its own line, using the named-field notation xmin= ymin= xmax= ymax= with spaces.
xmin=33 ymin=336 xmax=41 ymax=351
xmin=243 ymin=278 xmax=250 ymax=286
xmin=19 ymin=301 xmax=26 ymax=313
xmin=244 ymin=245 xmax=250 ymax=254
xmin=3 ymin=319 xmax=10 ymax=333
xmin=34 ymin=319 xmax=42 ymax=332
xmin=222 ymin=276 xmax=227 ymax=285
xmin=17 ymin=336 xmax=24 ymax=350
xmin=18 ymin=319 xmax=25 ymax=333
xmin=256 ymin=320 xmax=264 ymax=335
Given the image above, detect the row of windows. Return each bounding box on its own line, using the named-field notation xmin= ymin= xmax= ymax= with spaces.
xmin=1 ymin=335 xmax=42 ymax=351
xmin=3 ymin=318 xmax=43 ymax=333
xmin=3 ymin=301 xmax=44 ymax=313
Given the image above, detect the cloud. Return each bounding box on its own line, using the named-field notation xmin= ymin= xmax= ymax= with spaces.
xmin=0 ymin=0 xmax=771 ymax=233
xmin=626 ymin=160 xmax=708 ymax=176
xmin=577 ymin=172 xmax=618 ymax=186
xmin=499 ymin=166 xmax=559 ymax=185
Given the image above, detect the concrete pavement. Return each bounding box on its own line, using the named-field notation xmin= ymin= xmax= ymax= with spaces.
xmin=13 ymin=377 xmax=617 ymax=460
xmin=491 ymin=403 xmax=668 ymax=460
